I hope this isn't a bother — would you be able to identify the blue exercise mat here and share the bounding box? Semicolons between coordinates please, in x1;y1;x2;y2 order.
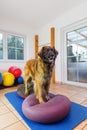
5;91;87;130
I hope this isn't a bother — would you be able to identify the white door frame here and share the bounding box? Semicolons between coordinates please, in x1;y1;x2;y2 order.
61;18;87;87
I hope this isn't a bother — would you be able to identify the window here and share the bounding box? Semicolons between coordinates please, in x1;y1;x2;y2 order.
0;33;3;59
0;31;25;61
7;34;24;60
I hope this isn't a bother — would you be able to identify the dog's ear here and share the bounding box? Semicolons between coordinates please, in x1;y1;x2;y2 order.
53;46;58;57
38;46;45;58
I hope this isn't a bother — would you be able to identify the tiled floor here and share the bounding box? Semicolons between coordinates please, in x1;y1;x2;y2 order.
0;83;87;130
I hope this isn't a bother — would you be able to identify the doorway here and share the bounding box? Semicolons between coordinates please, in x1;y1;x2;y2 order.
67;26;87;83
62;20;87;87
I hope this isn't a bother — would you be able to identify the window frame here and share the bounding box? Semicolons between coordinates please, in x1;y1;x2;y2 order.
61;18;87;87
0;31;6;61
0;30;26;62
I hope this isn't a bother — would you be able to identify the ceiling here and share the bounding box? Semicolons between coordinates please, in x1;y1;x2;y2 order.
0;0;86;29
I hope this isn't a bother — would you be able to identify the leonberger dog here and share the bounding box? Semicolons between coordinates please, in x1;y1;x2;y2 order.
24;46;58;103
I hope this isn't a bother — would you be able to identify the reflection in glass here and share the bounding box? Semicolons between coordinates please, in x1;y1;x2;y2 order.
8;48;16;59
0;33;3;59
8;35;15;47
67;26;87;83
7;34;24;60
17;49;24;60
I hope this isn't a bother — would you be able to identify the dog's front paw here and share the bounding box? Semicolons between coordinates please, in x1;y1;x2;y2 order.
46;95;50;100
39;98;45;104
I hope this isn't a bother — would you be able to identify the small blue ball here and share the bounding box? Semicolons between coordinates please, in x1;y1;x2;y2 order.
0;73;2;84
17;76;23;84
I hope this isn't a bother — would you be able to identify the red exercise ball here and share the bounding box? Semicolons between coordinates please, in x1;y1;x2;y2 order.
8;66;22;78
8;66;16;73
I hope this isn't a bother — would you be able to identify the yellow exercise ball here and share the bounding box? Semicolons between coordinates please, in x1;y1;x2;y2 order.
2;72;15;86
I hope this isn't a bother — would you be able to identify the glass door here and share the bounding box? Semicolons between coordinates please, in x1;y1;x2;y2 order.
66;26;87;83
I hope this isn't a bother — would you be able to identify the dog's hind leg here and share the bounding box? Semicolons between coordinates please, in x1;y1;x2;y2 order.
24;67;30;95
24;76;29;95
34;82;38;99
24;75;33;95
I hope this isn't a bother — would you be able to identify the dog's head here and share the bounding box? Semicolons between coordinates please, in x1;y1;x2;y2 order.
38;46;58;67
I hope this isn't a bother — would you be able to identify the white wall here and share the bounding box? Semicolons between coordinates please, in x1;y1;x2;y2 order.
37;1;87;82
0;18;36;74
